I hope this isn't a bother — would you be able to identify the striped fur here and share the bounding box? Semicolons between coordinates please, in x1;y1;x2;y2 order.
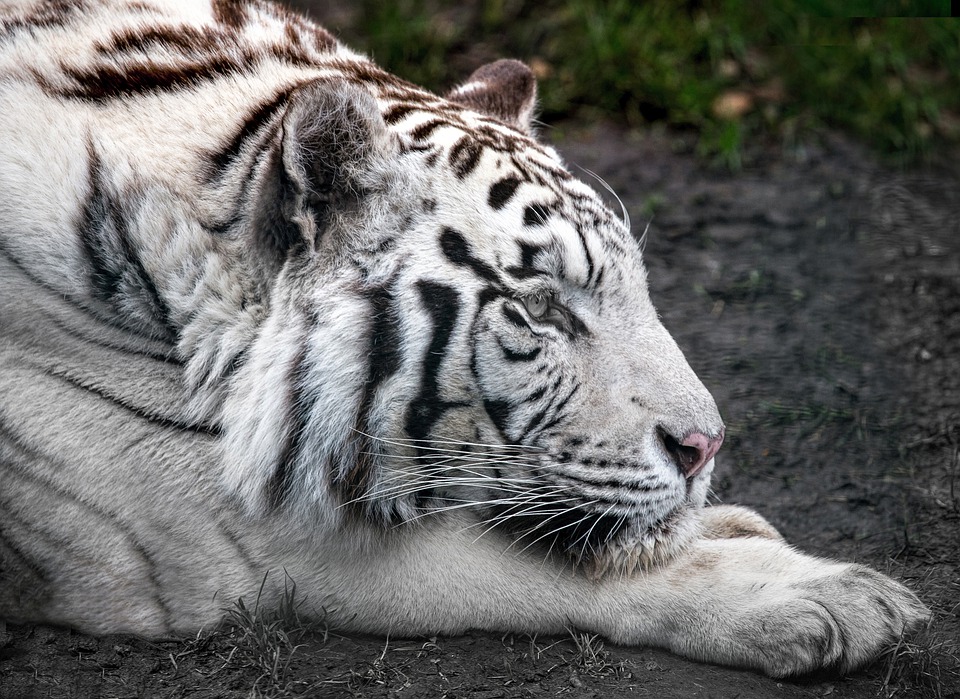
0;0;928;677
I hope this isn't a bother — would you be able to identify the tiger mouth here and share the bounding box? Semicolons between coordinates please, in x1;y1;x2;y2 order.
485;500;699;577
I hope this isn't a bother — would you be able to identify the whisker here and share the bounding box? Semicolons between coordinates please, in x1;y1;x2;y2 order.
508;500;603;559
464;492;582;540
572;502;619;564
577;165;630;233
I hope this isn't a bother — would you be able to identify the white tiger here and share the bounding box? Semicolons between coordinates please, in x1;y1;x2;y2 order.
0;0;928;678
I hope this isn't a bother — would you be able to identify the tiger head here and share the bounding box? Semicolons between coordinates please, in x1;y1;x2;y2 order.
215;60;724;575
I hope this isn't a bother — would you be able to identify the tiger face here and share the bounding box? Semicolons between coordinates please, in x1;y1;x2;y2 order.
218;63;724;575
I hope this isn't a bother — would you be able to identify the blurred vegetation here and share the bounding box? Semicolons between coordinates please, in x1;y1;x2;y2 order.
309;0;958;166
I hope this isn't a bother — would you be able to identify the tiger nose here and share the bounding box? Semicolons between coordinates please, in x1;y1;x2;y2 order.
661;428;724;478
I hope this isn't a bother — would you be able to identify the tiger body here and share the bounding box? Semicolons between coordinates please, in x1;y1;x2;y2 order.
0;0;927;678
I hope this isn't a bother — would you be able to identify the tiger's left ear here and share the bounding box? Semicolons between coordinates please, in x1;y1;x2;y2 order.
446;59;538;135
253;79;391;258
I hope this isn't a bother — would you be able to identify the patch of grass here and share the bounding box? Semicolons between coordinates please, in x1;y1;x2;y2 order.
330;0;959;165
219;573;318;697
568;631;630;679
879;621;960;698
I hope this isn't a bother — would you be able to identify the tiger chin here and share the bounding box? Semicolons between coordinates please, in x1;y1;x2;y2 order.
0;0;928;681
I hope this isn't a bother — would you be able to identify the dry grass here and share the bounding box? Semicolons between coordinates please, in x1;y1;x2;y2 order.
878;621;960;698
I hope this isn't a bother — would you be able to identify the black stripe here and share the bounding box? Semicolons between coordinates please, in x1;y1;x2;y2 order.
0;0;81;39
552;383;580;415
208;88;292;177
405;281;466;443
523;204;550;226
101;26;225;57
269;343;312;506
449;136;483;179
488;500;628;559
521;405;549;439
500;343;541;362
60;58;247;101
488;176;522;210
336;283;404;506
502;303;531;330
50;315;181;367
555;472;661;494
46;367;220;437
79;156;124;302
483;398;513;437
505;241;548;280
440;228;500;285
409;119;447;141
212;0;250;27
383;103;418;124
0;517;49;585
364;284;403;391
576;225;596;285
79;148;176;339
0;236;172;345
535;383;580;434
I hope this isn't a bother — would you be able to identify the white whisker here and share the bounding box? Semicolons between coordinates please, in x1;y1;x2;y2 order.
578;166;630;233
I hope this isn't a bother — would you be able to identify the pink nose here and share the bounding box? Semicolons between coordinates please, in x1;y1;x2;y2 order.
663;429;724;479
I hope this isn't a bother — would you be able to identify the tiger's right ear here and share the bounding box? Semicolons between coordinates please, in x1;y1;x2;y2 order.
252;79;390;259
446;59;538;134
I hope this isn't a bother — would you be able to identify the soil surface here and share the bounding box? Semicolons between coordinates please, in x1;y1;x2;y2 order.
1;124;958;698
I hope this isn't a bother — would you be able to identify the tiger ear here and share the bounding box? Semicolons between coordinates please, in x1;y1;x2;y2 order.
446;59;538;134
253;80;390;257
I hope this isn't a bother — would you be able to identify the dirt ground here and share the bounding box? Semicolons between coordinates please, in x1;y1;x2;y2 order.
1;123;958;698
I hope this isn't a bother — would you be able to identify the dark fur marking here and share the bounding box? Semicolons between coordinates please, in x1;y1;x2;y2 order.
505;241;548;279
410;119;447;141
208;87;292;177
79;149;176;340
448;136;483;179
405;281;468;444
502;304;531;330
521;405;549;440
488;176;522;210
440;228;500;285
45;367;221;437
0;0;84;38
49;315;181;367
340;283;404;504
488;498;628;560
212;0;248;28
575;225;596;284
523;203;550;227
268;343;312;507
555;472;660;494
0;518;49;584
483;399;513;437
102;25;228;57
500;343;541;362
59;58;248;101
383;103;418;124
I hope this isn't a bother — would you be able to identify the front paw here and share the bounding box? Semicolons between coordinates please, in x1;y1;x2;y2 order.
723;559;930;677
655;539;930;677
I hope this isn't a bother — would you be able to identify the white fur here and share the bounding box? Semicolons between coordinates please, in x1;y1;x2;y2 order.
0;0;928;679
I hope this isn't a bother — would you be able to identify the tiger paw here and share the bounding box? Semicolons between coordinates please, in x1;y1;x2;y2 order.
660;540;932;677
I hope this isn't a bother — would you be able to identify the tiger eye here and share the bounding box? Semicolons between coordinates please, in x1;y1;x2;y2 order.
523;293;549;318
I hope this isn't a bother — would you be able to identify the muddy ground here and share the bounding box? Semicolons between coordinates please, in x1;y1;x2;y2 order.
1;121;958;698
